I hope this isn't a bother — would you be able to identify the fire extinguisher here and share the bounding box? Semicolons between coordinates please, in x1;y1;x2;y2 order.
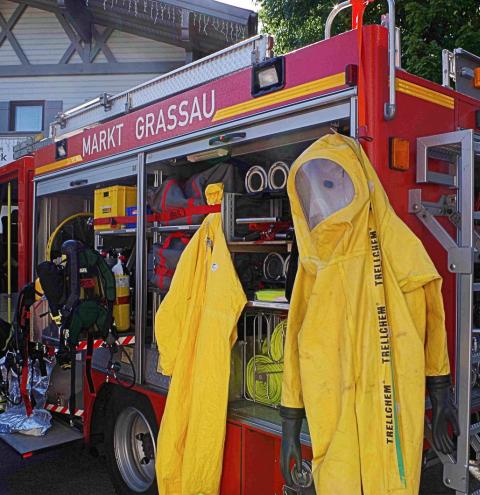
112;254;130;332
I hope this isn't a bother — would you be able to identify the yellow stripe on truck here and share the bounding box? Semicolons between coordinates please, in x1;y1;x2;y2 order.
212;72;346;122
35;154;83;176
396;79;455;110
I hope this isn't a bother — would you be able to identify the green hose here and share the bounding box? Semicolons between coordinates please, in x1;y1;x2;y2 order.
246;354;283;406
261;319;287;362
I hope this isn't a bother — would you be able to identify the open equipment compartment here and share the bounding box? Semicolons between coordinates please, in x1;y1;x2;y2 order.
32;156;138;420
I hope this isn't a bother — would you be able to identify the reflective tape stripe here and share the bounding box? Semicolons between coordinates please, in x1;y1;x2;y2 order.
75;335;135;351
396;79;455;110
213;72;346;122
45;403;84;417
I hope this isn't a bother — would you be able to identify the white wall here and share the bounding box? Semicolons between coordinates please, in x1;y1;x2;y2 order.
0;0;186;110
12;6;71;64
0;73;164;109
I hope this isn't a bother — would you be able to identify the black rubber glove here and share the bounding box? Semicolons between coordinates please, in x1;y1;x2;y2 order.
427;374;459;454
280;406;305;486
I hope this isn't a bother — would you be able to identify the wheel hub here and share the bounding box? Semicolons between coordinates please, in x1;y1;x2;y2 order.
113;406;156;492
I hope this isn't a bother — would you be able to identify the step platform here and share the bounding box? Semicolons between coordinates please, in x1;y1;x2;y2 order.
0;418;83;456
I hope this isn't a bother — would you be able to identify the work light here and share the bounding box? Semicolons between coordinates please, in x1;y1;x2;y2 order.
251;56;285;98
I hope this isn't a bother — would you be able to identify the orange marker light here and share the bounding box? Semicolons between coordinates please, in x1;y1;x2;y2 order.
474;68;480;89
390;137;410;171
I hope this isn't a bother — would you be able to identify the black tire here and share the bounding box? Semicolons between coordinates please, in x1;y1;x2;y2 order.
105;388;159;495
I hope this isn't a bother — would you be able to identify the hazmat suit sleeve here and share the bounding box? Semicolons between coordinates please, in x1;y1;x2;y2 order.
422;279;450;376
382;211;450;377
155;237;200;376
281;264;315;409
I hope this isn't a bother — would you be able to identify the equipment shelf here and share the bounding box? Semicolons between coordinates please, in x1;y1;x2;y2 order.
228;240;291;253
152;224;201;233
95;228;138;236
246;300;289;311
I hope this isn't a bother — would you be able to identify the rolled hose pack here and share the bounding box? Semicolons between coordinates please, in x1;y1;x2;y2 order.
268;161;290;190
246;354;283;406
263;252;286;281
245;165;268;193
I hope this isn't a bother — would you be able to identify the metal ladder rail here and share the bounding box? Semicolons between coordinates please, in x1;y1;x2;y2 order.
412;130;476;494
50;34;270;139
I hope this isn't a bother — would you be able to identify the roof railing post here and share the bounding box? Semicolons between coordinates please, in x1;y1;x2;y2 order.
324;0;397;121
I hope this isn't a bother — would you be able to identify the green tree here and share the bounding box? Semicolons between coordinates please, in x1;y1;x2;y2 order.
258;0;480;83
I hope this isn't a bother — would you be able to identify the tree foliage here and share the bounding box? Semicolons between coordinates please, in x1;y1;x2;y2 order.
258;0;480;83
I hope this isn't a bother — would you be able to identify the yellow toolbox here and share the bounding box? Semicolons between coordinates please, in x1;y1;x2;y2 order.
94;185;137;230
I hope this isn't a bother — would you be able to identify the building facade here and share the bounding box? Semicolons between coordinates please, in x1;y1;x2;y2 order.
0;0;257;164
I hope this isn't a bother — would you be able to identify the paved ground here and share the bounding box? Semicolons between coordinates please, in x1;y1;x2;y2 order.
0;436;465;495
0;439;115;495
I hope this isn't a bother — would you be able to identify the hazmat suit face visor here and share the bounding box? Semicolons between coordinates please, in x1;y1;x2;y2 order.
295;158;355;229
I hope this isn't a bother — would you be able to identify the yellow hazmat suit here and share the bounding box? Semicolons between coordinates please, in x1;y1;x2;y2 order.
282;134;450;494
155;183;246;495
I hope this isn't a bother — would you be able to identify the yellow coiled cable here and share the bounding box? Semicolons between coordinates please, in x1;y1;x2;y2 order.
247;320;287;406
246;354;283;406
261;319;287;362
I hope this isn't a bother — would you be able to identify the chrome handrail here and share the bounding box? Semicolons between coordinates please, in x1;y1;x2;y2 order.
384;0;397;120
324;1;351;40
324;0;397;121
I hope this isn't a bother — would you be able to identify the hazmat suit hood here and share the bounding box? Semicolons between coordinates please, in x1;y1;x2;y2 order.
282;133;450;494
289;133;391;268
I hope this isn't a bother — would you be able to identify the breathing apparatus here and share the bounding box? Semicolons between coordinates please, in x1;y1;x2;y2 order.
0;283;45;411
38;240;117;423
38;240;136;422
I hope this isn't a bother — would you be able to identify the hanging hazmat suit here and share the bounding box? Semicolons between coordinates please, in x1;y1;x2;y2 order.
281;133;451;494
155;183;247;495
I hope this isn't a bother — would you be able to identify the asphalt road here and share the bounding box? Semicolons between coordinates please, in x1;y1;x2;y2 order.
0;436;462;495
0;439;115;495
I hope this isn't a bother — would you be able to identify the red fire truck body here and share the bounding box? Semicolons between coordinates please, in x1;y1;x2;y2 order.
2;17;480;495
0;156;34;314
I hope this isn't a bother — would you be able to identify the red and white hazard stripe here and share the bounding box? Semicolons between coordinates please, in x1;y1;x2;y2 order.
117;335;135;346
45;403;84;417
76;335;135;351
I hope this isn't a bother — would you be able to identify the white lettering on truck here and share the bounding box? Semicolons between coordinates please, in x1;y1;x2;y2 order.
83;123;124;157
83;90;215;157
135;90;215;140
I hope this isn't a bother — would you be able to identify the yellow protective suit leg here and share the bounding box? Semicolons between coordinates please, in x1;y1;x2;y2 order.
155;183;246;495
282;134;450;494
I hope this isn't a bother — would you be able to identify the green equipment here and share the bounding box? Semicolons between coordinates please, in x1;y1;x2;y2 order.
37;239;116;424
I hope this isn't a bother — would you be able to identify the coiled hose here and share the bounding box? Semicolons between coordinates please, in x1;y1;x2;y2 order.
247;319;287;406
246;355;283;406
262;319;287;361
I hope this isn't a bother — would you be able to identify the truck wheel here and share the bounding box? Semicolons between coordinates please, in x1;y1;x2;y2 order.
105;393;158;494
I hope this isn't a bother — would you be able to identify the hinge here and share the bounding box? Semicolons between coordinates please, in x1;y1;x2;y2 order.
125;93;132;113
442;49;456;88
100;92;112;111
409;189;473;274
56;112;67;129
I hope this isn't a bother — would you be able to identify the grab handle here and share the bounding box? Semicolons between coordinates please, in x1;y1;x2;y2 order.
324;0;397;121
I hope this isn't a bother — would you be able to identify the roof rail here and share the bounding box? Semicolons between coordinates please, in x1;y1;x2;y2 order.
51;34;271;139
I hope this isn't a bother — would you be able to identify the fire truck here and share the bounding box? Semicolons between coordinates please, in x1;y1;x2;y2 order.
2;1;480;494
